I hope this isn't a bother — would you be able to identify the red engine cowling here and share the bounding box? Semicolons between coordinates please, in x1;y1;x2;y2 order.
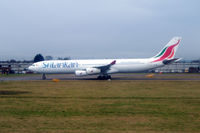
75;70;87;76
86;68;101;75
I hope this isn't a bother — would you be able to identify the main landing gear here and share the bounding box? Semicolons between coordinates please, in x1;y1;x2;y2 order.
42;74;46;80
97;75;111;80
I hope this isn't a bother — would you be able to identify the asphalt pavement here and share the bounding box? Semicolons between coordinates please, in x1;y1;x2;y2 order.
1;73;200;81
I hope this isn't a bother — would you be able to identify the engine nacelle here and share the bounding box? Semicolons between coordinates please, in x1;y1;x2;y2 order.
75;70;87;76
86;68;101;75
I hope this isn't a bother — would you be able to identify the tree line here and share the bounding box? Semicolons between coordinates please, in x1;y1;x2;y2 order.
0;54;71;63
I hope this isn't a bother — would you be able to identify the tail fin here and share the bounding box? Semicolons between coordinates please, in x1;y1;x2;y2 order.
152;37;181;62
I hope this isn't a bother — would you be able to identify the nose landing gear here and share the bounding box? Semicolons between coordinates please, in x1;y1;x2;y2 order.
42;74;46;80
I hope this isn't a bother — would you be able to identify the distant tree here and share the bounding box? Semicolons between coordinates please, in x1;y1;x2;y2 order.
22;60;33;63
45;56;53;60
34;54;44;62
192;60;199;63
10;59;16;63
57;57;63;60
64;57;71;60
56;57;71;60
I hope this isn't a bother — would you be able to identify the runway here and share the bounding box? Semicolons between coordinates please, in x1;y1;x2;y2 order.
1;73;200;81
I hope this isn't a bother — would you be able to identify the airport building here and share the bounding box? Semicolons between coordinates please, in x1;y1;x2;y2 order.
154;62;200;73
0;62;32;74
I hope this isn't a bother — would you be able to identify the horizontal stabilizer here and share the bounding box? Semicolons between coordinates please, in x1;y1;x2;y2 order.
162;58;181;65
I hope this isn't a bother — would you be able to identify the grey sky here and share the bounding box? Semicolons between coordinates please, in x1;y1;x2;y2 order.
0;0;199;60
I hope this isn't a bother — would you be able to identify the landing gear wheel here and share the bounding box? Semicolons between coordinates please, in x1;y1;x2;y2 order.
108;75;111;80
97;75;111;80
97;75;103;80
97;76;101;80
42;74;46;80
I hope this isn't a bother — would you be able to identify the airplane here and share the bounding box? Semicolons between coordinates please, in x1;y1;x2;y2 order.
28;37;181;80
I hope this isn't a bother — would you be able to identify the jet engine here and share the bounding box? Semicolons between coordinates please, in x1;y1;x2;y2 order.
86;68;101;75
75;70;87;76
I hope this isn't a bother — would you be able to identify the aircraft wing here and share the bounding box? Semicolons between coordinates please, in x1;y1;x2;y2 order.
95;60;116;74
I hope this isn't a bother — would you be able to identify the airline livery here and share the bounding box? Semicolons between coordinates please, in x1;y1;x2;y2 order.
28;37;181;79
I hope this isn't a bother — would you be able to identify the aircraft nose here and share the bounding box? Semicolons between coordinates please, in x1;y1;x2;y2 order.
28;66;34;71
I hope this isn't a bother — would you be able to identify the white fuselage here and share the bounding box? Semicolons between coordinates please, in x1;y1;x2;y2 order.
28;58;164;75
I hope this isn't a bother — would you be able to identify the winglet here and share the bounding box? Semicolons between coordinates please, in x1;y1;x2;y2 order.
110;60;116;65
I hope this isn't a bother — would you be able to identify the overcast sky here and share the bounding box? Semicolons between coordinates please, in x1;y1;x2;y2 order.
0;0;199;60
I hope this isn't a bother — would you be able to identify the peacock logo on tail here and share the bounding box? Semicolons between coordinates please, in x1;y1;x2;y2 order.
152;38;181;62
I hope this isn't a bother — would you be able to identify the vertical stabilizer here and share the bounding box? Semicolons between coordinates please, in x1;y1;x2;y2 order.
152;37;181;62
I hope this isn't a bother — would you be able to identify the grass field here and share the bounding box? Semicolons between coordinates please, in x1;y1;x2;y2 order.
0;80;200;133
